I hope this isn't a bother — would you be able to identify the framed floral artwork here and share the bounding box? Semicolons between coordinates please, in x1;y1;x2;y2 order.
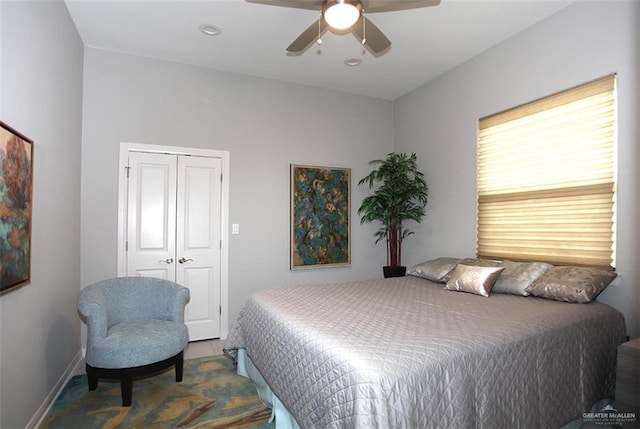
290;164;350;269
0;122;34;294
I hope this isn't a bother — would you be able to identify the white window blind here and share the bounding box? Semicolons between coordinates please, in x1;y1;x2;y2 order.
477;74;617;268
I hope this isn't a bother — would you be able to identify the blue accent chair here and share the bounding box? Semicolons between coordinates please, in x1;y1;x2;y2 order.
78;277;190;406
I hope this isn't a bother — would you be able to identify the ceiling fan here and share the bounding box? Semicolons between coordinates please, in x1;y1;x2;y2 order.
246;0;441;56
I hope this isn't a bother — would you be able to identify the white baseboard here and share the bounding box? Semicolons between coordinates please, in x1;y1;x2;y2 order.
26;350;84;429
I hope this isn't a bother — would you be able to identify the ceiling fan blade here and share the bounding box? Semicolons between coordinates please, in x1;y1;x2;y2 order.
245;0;323;11
352;16;391;55
362;0;441;13
287;18;328;53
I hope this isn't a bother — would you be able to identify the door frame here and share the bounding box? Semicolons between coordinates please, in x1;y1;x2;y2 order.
117;142;230;338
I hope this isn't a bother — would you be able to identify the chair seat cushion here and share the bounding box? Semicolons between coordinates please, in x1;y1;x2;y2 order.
90;320;189;369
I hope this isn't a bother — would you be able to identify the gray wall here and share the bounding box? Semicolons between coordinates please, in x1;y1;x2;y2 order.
80;49;394;325
394;0;640;338
0;1;83;427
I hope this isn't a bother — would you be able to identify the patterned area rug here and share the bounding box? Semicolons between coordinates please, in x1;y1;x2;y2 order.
40;354;273;428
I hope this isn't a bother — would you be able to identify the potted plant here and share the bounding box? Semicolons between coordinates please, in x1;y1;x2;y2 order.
357;152;428;278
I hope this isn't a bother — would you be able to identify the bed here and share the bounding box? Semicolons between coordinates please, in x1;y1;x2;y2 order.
224;273;626;428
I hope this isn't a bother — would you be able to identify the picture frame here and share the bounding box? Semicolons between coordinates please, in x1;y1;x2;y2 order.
291;164;351;269
0;122;34;294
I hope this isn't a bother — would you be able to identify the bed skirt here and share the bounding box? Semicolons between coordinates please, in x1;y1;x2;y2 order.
236;348;301;429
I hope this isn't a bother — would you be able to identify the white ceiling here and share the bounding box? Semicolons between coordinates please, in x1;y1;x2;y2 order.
64;0;575;101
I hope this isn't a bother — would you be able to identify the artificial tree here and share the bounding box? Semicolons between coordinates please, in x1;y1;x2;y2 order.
357;152;428;277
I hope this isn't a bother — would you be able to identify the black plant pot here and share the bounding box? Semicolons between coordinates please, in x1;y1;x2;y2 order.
383;266;406;278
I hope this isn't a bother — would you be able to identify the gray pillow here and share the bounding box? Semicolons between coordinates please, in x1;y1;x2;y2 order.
492;260;554;296
525;266;617;303
444;264;505;297
458;257;502;267
407;257;461;283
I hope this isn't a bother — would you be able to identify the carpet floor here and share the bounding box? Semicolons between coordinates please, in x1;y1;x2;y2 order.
40;355;273;429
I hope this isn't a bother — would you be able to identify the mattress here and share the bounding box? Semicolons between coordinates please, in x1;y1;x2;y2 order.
224;276;626;428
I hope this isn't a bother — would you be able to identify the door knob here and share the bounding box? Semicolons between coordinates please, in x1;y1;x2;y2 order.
178;257;193;264
160;258;174;264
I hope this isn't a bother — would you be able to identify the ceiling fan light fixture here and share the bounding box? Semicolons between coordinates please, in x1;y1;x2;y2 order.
323;0;362;30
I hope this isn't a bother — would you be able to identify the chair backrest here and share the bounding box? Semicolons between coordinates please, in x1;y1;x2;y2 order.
79;277;189;327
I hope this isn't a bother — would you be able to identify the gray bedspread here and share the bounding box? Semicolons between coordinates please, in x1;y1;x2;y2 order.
224;276;626;428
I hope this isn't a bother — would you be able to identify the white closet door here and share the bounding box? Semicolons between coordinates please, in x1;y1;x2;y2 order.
176;155;222;340
126;152;177;280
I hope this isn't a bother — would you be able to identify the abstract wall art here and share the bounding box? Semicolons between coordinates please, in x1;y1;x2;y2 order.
0;122;33;294
290;164;350;269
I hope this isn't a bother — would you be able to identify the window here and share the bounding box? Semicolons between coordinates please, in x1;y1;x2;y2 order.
477;75;617;268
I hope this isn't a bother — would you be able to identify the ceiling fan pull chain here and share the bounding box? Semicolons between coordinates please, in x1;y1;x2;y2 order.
361;11;366;45
317;11;323;45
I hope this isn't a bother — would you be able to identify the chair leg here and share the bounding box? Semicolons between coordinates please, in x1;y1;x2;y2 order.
86;352;184;406
175;351;184;382
120;378;133;407
88;375;98;391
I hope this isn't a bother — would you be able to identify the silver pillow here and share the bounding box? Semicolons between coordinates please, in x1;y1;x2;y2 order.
492;260;554;296
444;264;505;297
525;266;617;303
407;257;461;283
458;257;502;267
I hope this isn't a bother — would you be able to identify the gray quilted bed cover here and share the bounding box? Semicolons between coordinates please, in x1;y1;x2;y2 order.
224;276;626;428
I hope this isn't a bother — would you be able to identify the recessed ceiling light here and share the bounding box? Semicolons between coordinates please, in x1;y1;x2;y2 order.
199;24;222;36
344;58;362;67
